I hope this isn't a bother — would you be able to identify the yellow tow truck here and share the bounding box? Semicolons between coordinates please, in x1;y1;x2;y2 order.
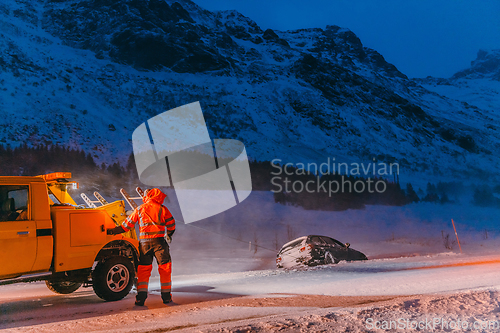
0;172;140;301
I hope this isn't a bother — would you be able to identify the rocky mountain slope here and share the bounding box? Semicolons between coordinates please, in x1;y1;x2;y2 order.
417;49;500;129
0;0;498;183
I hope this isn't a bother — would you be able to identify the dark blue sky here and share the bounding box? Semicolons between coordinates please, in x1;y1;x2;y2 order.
194;0;500;78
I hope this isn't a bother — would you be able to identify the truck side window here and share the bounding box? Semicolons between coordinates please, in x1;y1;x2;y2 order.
0;185;29;221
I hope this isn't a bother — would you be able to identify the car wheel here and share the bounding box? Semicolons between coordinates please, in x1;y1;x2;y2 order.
46;280;82;294
324;251;338;265
92;256;135;301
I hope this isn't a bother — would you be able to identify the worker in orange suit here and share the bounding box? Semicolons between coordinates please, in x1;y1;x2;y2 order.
107;188;175;306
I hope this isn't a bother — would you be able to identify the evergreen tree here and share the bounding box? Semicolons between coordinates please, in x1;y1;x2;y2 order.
406;183;419;203
423;182;439;202
473;187;497;207
440;193;450;204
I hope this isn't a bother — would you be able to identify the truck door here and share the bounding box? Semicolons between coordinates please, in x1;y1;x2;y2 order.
0;185;37;277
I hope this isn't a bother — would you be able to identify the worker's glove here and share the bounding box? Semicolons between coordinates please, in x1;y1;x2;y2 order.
107;226;125;235
166;230;174;244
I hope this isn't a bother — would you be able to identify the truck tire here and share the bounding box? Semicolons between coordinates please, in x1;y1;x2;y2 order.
46;280;82;294
92;256;135;301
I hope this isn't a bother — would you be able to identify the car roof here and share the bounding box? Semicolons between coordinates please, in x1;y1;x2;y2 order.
280;235;345;250
308;235;338;240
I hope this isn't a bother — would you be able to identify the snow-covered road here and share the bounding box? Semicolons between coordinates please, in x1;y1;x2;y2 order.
2;253;500;332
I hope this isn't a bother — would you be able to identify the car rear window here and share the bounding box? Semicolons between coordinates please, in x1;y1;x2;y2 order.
279;239;304;254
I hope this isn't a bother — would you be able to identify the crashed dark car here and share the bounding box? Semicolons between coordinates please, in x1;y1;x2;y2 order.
276;235;367;268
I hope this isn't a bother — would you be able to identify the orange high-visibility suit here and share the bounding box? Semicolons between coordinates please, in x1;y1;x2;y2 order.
119;188;175;305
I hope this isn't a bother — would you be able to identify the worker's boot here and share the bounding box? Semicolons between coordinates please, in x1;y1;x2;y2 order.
161;292;172;304
135;292;147;306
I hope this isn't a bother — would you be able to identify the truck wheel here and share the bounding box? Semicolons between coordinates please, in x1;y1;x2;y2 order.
92;256;135;301
46;280;82;294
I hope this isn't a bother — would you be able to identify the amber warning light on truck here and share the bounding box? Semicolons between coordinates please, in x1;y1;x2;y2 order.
40;172;72;181
40;172;79;189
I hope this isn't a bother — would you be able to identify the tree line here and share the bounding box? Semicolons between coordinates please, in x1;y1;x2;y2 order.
0;145;496;209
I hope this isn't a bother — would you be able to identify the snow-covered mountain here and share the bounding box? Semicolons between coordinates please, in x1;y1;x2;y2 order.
417;49;500;128
0;0;498;183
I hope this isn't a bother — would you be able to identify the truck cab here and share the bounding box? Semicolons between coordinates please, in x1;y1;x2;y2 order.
0;172;140;301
